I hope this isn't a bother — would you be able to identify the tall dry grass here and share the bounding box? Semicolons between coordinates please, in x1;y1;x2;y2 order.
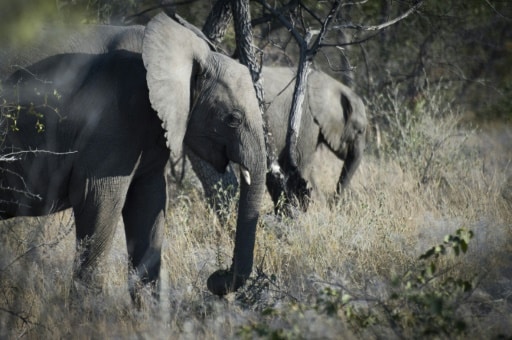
1;87;511;339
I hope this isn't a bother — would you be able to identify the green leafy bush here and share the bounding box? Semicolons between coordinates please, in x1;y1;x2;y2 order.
236;228;476;339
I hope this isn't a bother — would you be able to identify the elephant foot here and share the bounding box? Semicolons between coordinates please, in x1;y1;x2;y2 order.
207;269;247;296
128;272;160;309
68;275;103;309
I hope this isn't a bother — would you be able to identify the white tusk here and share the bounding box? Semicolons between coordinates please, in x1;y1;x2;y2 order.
240;166;251;186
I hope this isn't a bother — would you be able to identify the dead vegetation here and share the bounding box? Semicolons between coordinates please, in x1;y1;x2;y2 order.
1;91;511;339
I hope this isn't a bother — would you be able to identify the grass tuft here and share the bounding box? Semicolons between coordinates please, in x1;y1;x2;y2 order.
1;87;511;338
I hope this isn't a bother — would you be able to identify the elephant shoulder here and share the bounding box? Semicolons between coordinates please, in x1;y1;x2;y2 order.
261;67;296;101
94;50;149;109
104;26;144;53
61;25;145;54
5;53;99;95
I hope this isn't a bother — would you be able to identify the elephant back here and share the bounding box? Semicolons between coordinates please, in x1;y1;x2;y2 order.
261;67;296;149
0;24;144;80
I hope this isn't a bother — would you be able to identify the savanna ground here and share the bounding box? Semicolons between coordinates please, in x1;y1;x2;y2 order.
1;89;511;339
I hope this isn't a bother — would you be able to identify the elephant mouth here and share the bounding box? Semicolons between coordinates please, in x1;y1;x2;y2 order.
225;147;252;185
185;137;252;186
214;155;230;173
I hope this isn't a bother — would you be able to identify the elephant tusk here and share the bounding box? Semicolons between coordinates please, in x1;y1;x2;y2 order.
240;166;251;186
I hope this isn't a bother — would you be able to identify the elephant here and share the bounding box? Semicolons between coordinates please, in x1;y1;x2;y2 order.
188;66;367;213
0;13;266;298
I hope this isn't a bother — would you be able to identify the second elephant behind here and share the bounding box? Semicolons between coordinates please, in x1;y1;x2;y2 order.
188;66;367;212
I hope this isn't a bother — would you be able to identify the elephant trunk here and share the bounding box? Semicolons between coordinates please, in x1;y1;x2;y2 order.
207;154;265;296
337;136;365;194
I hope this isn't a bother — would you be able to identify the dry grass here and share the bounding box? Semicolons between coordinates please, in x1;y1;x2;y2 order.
1;104;512;338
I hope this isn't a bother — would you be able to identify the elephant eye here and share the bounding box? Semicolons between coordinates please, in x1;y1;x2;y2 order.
200;71;210;80
196;67;210;83
226;110;243;128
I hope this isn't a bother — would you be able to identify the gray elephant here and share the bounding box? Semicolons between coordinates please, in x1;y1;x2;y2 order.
190;66;367;213
0;13;266;298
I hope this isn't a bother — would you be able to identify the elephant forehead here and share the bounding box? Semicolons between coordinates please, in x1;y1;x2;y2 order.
220;66;254;89
209;53;254;89
215;73;258;108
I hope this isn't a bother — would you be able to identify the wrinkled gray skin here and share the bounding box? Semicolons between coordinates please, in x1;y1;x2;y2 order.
190;66;367;212
0;14;266;298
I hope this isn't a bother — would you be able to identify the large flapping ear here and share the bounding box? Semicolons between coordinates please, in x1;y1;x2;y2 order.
169;13;217;51
307;73;347;151
142;13;210;161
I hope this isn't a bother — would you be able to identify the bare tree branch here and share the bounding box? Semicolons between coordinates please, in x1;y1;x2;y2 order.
231;0;264;107
332;0;424;31
482;0;512;20
203;0;232;45
255;0;343;210
0;149;77;162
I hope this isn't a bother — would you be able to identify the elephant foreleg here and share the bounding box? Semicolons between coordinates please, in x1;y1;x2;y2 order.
71;176;131;288
122;167;167;299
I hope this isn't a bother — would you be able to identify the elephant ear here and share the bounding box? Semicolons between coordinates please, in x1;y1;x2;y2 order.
308;74;349;151
142;13;210;161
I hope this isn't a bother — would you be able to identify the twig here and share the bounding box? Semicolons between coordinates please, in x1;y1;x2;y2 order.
332;1;424;31
420;132;466;185
0;149;77;162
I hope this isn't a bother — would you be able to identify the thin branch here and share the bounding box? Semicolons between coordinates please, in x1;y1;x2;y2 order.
253;0;305;48
332;0;424;31
0;307;33;327
0;215;74;273
0;149;77;162
482;0;512;20
420;132;467;185
125;0;199;21
308;0;342;54
299;1;323;25
318;30;382;47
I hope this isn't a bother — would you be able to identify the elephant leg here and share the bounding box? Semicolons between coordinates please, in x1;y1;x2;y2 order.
122;167;167;299
71;176;131;288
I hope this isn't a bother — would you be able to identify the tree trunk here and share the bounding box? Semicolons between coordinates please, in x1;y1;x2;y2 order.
230;0;264;108
282;42;312;211
200;0;289;214
230;0;292;213
203;1;278;168
203;0;232;45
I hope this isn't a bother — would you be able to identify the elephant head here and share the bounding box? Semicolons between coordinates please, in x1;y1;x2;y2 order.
187;66;367;217
142;14;266;295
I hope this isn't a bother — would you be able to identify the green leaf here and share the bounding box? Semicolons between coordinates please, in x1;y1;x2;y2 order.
262;307;276;316
460;239;468;253
435;245;445;255
419;247;435;260
427;262;436;277
460;280;472;292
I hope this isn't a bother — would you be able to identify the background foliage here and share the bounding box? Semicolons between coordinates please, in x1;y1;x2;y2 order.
1;0;511;338
2;0;510;122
